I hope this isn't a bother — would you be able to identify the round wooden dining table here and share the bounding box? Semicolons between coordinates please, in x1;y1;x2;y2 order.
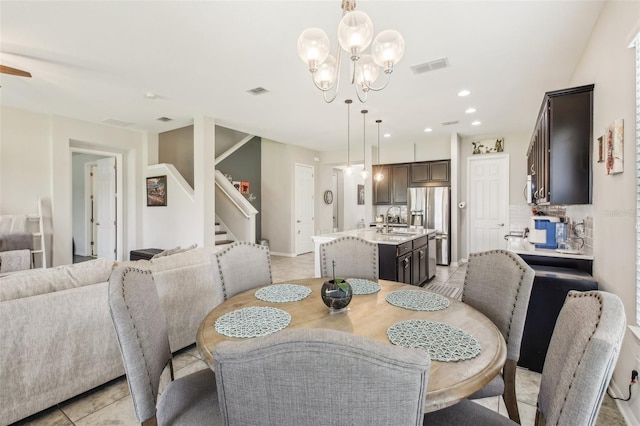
197;278;506;413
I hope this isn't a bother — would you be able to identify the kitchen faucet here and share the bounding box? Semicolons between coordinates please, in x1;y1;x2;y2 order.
384;205;402;234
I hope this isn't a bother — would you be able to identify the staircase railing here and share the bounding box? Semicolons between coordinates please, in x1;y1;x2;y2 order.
214;170;257;243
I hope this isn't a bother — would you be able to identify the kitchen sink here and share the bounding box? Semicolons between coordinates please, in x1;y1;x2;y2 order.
381;231;418;237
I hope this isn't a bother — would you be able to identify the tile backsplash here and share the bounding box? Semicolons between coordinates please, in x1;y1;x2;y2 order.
509;204;593;253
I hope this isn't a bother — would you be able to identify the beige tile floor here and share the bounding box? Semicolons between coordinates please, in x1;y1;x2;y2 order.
13;254;627;425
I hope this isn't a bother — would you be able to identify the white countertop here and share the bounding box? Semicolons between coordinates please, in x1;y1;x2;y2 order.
508;240;594;260
312;228;437;246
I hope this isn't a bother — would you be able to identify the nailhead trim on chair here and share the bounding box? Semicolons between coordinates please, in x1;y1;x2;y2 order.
555;291;603;422
117;266;160;411
319;236;378;279
463;249;528;346
214;242;273;301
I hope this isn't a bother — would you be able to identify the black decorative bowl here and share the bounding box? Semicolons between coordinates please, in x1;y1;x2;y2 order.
320;279;353;313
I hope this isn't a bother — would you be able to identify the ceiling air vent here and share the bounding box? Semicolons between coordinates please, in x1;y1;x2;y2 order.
157;117;172;122
410;58;449;75
101;118;133;127
441;120;459;126
247;87;269;95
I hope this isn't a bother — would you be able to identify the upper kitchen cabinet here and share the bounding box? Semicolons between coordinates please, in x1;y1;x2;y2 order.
527;84;593;205
373;164;408;205
391;165;409;204
373;165;391;204
410;160;450;186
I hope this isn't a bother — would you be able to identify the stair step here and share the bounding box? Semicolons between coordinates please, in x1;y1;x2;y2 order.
215;231;226;235
215;239;235;246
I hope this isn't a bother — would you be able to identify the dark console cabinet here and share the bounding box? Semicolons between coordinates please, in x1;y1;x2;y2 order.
130;248;163;261
527;84;593;205
518;255;597;373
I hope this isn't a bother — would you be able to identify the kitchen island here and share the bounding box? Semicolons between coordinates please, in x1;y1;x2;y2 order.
312;228;437;286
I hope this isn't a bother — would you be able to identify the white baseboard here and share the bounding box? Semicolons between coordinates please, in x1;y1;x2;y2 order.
270;251;297;257
608;379;639;425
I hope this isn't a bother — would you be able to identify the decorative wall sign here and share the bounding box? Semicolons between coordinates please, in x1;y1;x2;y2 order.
472;138;504;155
146;175;167;206
597;136;604;163
605;119;624;175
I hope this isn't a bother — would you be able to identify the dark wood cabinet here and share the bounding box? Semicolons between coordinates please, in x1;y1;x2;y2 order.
411;236;429;286
374;160;450;205
379;236;431;286
391;165;409;204
411;161;450;186
527;84;593;205
373;165;391;204
397;253;412;284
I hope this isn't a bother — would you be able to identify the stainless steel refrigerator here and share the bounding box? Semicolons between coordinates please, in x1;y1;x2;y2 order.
407;187;451;265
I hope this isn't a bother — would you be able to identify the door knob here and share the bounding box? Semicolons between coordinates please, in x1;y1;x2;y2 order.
296;220;301;223
498;223;504;227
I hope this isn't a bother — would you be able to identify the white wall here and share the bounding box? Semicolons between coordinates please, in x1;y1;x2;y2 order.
569;1;640;422
0;107;51;215
261;139;319;256
342;165;367;230
1;106;147;266
144;164;201;249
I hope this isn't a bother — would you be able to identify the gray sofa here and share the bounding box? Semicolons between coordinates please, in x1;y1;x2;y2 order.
0;247;220;425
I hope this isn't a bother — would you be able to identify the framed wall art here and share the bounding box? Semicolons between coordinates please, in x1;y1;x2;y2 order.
146;175;167;206
605;119;624;175
471;138;504;154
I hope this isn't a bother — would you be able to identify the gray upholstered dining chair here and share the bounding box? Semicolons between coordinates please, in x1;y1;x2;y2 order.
319;236;378;280
214;328;430;426
424;290;626;426
108;266;220;425
462;249;535;423
211;241;272;304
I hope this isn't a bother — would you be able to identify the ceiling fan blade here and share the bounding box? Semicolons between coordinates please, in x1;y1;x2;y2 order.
0;65;32;77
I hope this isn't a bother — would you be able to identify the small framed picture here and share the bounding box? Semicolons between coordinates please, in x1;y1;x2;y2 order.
146;176;167;206
357;184;364;205
233;181;241;191
240;181;250;194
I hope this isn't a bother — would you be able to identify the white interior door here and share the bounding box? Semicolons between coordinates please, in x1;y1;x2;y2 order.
295;163;315;255
467;154;509;254
96;157;117;260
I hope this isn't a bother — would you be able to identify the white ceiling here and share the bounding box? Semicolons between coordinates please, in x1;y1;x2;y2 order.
0;1;604;152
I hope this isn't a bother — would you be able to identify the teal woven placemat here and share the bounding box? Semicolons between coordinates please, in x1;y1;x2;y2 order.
387;319;481;362
346;278;381;295
215;306;291;338
254;284;312;303
385;289;450;311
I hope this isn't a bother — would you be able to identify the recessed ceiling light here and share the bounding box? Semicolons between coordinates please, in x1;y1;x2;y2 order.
458;90;471;97
471;120;481;126
424;128;433;132
145;92;157;100
383;133;391;138
465;107;476;114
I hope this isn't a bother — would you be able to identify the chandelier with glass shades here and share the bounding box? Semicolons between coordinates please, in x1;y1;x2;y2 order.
297;0;405;103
